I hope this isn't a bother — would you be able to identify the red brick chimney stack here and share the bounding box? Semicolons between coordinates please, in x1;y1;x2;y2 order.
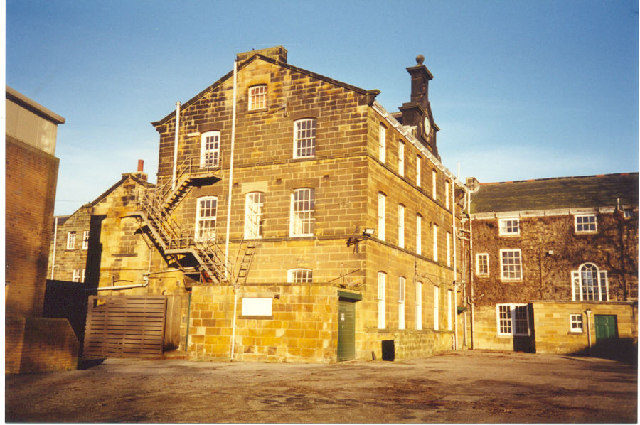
137;159;144;172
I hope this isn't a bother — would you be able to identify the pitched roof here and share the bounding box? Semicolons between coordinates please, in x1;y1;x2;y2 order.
471;173;639;213
151;54;378;127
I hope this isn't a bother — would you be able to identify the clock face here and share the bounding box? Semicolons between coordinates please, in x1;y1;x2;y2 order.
424;116;431;134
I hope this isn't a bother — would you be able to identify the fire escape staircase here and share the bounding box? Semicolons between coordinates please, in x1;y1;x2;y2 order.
132;156;230;283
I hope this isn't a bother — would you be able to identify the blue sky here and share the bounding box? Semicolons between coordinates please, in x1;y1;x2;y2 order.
7;1;638;215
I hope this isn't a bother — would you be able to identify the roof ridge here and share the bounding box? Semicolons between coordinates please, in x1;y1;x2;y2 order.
479;172;639;185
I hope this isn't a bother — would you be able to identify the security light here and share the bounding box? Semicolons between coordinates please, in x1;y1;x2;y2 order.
363;228;375;237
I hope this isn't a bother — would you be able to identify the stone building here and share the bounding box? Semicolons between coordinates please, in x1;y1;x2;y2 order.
82;45;468;362
6;86;78;373
467;173;638;355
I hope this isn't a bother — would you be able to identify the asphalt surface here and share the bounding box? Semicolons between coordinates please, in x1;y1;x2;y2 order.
5;351;637;423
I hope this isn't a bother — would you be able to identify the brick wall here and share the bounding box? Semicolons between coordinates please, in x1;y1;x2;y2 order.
6;136;59;317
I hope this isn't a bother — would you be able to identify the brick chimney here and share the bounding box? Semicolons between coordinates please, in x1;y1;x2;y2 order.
137;159;144;172
236;46;288;63
399;55;438;158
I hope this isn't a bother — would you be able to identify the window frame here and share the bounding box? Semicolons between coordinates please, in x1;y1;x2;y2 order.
290;188;315;237
416;155;422;187
244;192;265;240
248;84;267;110
416;282;423;330
195;196;218;242
72;269;81;282
496;303;530;336
287;269;312;283
82;230;89;250
292;118;316;159
574;214;597;234
200;130;221;168
447;290;453;331
500;249;523;281
446;232;451;267
433;286;440;331
379;124;386;163
498;218;520;236
432;170;437;200
416;214;422;255
398;276;405;330
377;192;386;241
571;263;609;302
569;313;583;333
398;141;405;177
476;253;489;276
66;231;76;250
433;224;438;263
377;271;386;329
445;180;450;210
398;204;405;249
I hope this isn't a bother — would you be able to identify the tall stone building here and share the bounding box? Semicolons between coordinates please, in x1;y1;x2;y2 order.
78;46;468;362
6;86;78;373
467;173;638;355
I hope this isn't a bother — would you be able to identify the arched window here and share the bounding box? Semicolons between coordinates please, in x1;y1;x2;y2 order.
572;263;608;301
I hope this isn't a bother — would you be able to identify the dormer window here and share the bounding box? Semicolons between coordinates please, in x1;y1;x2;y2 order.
248;85;267;110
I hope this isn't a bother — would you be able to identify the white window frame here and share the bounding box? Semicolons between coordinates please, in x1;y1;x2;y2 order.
433;286;440;331
416;282;423;330
416;214;422;255
476;253;489;276
445;181;450;210
574;214;597;233
377;192;386;241
500;249;522;281
82;230;89;250
398;204;405;249
416;155;421;187
66;231;76;250
496;303;529;336
379;124;386;163
432;170;437;200
195;196;218;241
570;313;583;333
446;232;451;267
200;131;220;168
498;218;520;236
244;192;264;240
398;276;405;330
287;269;312;283
398;141;405;177
433;224;438;263
447;290;453;331
289;188;314;237
293;118;316;159
248;85;267;110
72;269;81;282
377;272;386;329
571;263;609;301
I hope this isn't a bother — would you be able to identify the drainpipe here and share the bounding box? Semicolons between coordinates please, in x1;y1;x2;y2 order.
172;101;181;190
586;308;592;351
468;190;475;349
227;58;238;361
50;216;59;279
452;179;458;350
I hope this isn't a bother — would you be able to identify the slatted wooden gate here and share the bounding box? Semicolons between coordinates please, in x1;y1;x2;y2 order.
83;296;167;358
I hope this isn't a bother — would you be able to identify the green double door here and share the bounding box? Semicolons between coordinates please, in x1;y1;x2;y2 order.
337;299;356;361
594;315;618;341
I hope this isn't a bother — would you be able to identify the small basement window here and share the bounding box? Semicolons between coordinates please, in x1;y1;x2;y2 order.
241;297;272;317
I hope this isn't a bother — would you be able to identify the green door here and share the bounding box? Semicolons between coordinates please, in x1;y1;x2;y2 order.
337;299;356;361
594;315;618;341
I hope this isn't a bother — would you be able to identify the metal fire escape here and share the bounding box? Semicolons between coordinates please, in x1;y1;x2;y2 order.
133;156;230;284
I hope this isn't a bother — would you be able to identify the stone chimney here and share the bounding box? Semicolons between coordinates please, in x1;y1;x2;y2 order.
236;46;288;63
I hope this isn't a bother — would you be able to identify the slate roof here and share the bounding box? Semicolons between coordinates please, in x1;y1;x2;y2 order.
471;173;639;213
151;53;379;127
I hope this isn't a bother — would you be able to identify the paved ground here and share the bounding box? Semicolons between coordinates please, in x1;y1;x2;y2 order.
5;351;637;423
